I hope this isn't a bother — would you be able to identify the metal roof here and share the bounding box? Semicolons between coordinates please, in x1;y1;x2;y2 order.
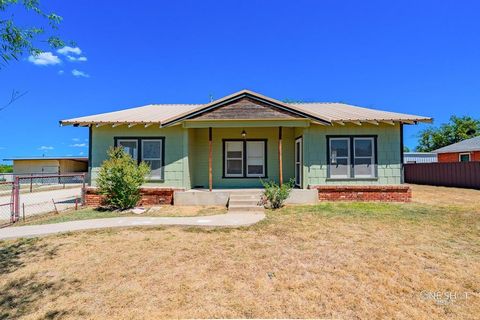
433;136;480;153
60;89;432;127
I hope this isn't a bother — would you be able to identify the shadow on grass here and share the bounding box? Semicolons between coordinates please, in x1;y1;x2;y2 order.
0;239;82;319
0;274;82;319
0;239;59;275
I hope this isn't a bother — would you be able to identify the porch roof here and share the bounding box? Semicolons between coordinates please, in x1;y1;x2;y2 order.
60;89;432;127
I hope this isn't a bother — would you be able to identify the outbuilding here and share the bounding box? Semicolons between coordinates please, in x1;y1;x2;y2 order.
433;136;480;162
4;157;88;175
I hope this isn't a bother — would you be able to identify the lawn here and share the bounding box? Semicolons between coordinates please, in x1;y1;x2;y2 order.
0;184;479;319
15;205;227;226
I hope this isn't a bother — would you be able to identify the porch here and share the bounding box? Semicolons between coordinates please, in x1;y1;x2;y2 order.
186;122;306;190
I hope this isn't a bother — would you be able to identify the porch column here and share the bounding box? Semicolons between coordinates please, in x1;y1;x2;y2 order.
208;127;213;191
278;126;283;186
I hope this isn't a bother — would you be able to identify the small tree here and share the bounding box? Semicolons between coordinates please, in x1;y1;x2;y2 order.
97;147;150;210
261;179;294;209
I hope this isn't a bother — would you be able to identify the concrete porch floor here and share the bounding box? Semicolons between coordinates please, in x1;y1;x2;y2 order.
174;188;318;206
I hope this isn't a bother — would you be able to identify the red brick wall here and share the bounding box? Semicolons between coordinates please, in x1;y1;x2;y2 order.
438;151;480;162
84;187;182;207
310;185;412;202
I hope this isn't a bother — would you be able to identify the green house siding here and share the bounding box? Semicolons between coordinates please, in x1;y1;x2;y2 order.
303;123;402;186
90;125;189;188
89;122;402;189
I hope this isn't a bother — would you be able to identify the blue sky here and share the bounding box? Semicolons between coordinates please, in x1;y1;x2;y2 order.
1;0;480;163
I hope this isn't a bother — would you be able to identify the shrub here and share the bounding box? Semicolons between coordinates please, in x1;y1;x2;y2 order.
261;178;294;209
97;147;150;210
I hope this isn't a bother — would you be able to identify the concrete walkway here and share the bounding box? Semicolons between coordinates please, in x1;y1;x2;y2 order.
0;213;266;240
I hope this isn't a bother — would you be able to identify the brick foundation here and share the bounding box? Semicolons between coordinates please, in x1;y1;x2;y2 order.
310;185;412;202
83;187;182;207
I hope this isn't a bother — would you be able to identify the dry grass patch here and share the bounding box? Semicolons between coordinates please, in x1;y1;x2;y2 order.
0;186;479;319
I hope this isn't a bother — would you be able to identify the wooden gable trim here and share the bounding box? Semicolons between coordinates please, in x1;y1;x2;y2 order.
161;92;331;127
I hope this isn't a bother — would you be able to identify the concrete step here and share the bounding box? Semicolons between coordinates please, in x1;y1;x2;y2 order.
229;194;260;200
228;191;263;197
229;199;260;206
228;205;264;213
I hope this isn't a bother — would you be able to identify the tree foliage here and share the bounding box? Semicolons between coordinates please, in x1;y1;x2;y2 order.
417;116;480;152
0;0;68;66
97;147;150;210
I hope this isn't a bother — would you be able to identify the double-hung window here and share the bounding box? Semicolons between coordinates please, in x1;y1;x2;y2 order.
224;140;266;178
329;138;350;178
116;137;164;180
328;136;376;179
142;140;163;179
225;141;244;177
353;137;375;178
117;139;138;161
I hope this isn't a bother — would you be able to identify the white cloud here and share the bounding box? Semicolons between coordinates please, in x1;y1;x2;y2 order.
38;146;54;150
72;69;90;78
58;70;64;75
72;138;80;141
70;143;87;147
79;151;85;156
57;46;82;55
28;52;61;66
67;56;87;62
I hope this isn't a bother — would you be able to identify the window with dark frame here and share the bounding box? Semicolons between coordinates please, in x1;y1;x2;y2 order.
328;136;377;179
115;137;164;180
224;140;267;178
459;153;471;162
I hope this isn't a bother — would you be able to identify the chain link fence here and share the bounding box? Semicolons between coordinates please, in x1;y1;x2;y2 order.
0;173;86;226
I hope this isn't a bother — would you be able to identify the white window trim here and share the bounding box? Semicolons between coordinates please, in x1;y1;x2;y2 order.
353;137;375;178
224;141;244;177
246;141;265;178
117;139;138;160
329;137;350;179
459;152;471;162
141;139;163;179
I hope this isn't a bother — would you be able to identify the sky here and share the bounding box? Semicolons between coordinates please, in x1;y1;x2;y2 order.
1;0;480;163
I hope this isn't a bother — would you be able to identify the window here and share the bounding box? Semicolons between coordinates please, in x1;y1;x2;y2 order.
328;136;377;179
117;139;138;160
329;138;350;178
246;141;265;177
353;137;375;178
224;140;266;178
225;141;243;177
115;137;164;180
142;140;163;179
459;153;471;162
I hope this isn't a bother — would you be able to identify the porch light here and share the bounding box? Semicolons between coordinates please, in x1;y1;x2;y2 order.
241;130;247;138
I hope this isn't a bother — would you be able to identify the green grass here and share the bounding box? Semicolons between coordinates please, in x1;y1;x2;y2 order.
16;205;227;226
269;201;477;226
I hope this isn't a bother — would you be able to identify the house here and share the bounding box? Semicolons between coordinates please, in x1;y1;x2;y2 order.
60;90;431;204
433;136;480;162
3;157;88;176
403;152;437;164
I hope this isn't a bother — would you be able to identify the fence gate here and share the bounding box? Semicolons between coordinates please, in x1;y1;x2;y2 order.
0;173;86;226
0;181;15;225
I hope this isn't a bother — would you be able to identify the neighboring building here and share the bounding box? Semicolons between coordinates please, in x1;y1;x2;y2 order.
3;157;88;175
403;152;437;164
60;90;431;202
433;136;480;162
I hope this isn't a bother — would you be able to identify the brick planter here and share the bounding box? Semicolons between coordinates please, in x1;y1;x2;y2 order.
83;187;183;207
309;185;412;202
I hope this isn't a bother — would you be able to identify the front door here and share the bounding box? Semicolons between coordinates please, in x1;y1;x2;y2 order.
295;137;302;187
